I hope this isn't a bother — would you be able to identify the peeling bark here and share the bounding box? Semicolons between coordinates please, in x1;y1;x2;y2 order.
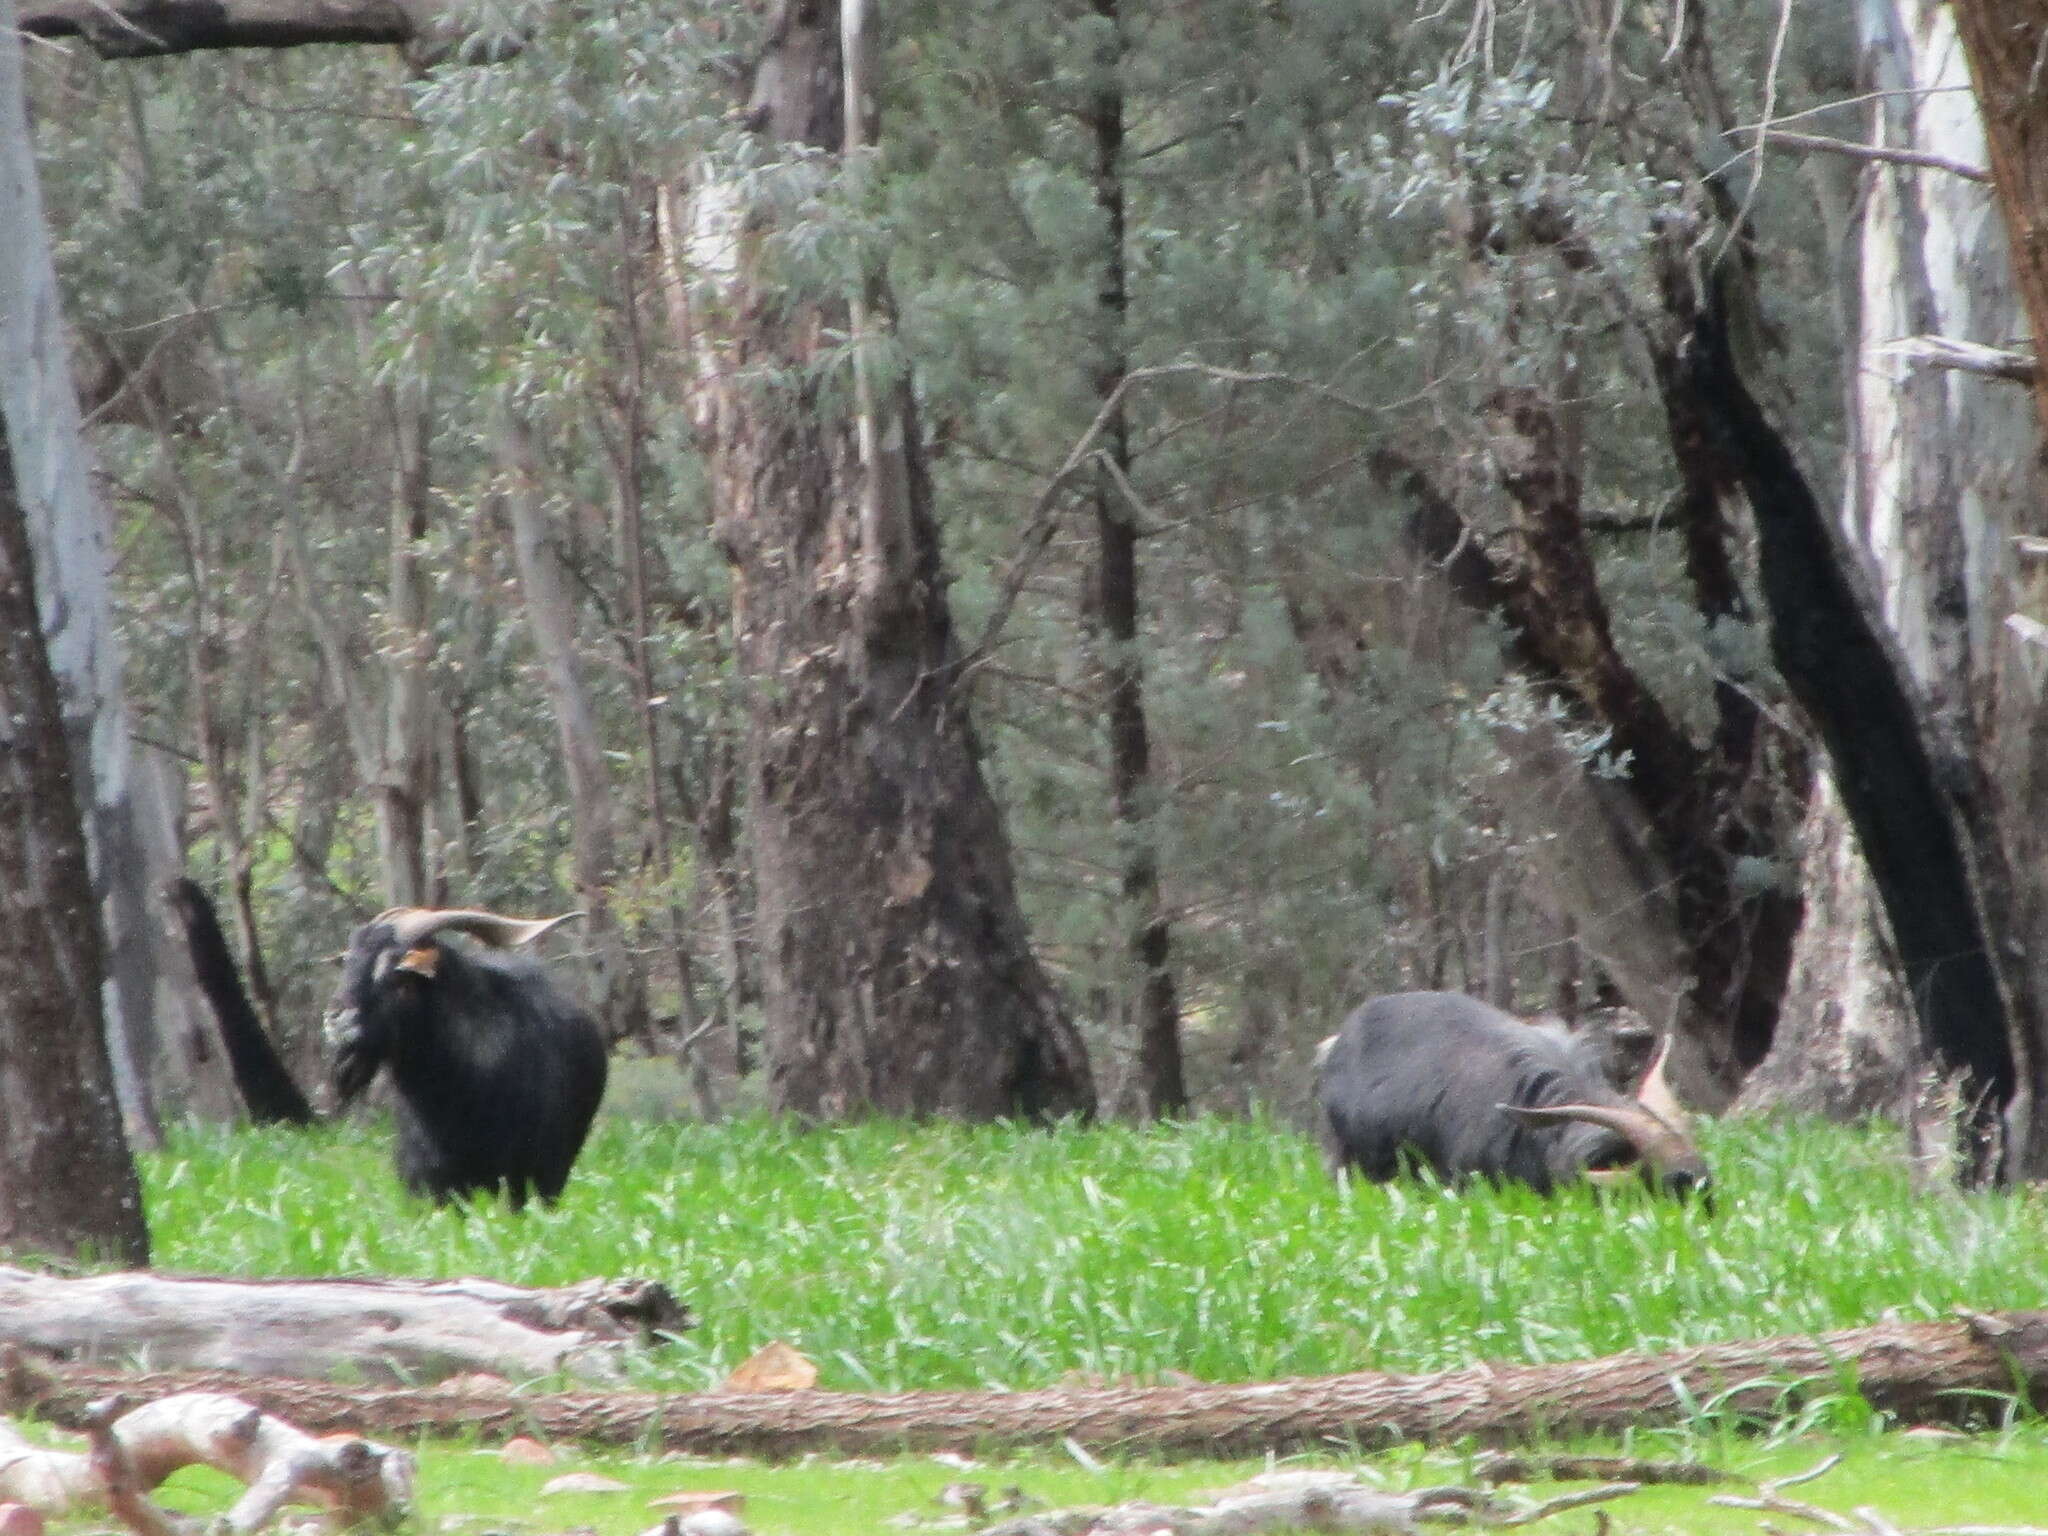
1740;0;2048;1175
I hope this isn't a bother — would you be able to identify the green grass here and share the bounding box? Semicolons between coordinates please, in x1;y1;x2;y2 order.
36;1109;2048;1533
143;1110;2048;1394
124;1420;2048;1535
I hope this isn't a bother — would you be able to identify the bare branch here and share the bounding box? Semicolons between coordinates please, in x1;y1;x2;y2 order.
1726;127;1991;182
1876;335;2037;384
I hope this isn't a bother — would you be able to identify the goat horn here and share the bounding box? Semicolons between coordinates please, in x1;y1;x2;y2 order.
1500;1100;1699;1179
1634;1032;1690;1134
378;908;588;949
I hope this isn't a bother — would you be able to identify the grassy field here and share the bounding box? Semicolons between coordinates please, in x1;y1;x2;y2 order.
114;1106;2048;1532
147;1108;2048;1390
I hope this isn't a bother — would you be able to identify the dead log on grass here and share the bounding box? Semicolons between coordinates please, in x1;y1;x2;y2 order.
6;1308;2047;1458
0;1391;413;1534
0;1270;690;1385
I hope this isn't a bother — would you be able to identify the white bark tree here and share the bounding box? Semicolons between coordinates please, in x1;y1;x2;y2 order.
0;0;242;1145
1744;0;2048;1167
0;0;152;1261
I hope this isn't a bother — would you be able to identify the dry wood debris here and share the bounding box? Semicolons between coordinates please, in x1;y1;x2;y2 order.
0;1269;689;1385
972;1471;1644;1536
1709;1454;2048;1536
0;1392;413;1534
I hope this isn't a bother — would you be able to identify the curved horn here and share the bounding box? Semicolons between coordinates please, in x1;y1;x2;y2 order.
1634;1032;1690;1135
375;907;588;949
1500;1100;1703;1182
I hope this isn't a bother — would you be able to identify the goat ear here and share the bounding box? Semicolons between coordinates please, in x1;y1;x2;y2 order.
394;945;440;979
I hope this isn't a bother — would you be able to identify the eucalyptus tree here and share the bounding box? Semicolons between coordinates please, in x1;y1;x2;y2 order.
1947;0;2046;439
0;441;150;1264
1739;0;2048;1179
876;0;1843;1098
671;0;1098;1118
0;0;150;1261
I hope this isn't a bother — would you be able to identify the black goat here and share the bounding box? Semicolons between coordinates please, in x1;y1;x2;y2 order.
1314;990;1709;1200
326;907;607;1207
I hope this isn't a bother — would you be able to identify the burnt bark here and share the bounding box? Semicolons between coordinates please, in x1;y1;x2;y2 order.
1680;300;2018;1172
0;440;150;1267
14;1308;2048;1458
695;0;1094;1120
160;879;314;1127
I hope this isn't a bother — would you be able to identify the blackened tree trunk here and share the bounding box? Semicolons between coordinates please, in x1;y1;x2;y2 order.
0;436;150;1266
692;0;1094;1119
1087;0;1184;1117
1741;0;2048;1155
161;878;315;1126
1682;297;2022;1178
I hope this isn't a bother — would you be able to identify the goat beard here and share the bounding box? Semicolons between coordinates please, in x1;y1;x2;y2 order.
330;1028;380;1104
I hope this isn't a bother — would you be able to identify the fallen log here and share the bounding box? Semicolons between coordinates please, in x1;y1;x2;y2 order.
6;1308;2046;1458
0;1270;690;1385
0;1392;413;1534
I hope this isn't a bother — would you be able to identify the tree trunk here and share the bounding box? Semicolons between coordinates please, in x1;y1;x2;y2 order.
1744;0;2048;1178
0;0;178;1155
1683;292;2024;1177
161;879;315;1127
1087;0;1184;1118
15;1307;2048;1459
1946;0;2048;441
376;388;436;909
0;425;149;1263
497;402;649;1047
1383;444;1794;1102
687;0;1095;1120
1736;777;1920;1118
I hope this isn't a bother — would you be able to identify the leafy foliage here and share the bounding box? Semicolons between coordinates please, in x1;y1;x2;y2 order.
25;0;1858;1097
